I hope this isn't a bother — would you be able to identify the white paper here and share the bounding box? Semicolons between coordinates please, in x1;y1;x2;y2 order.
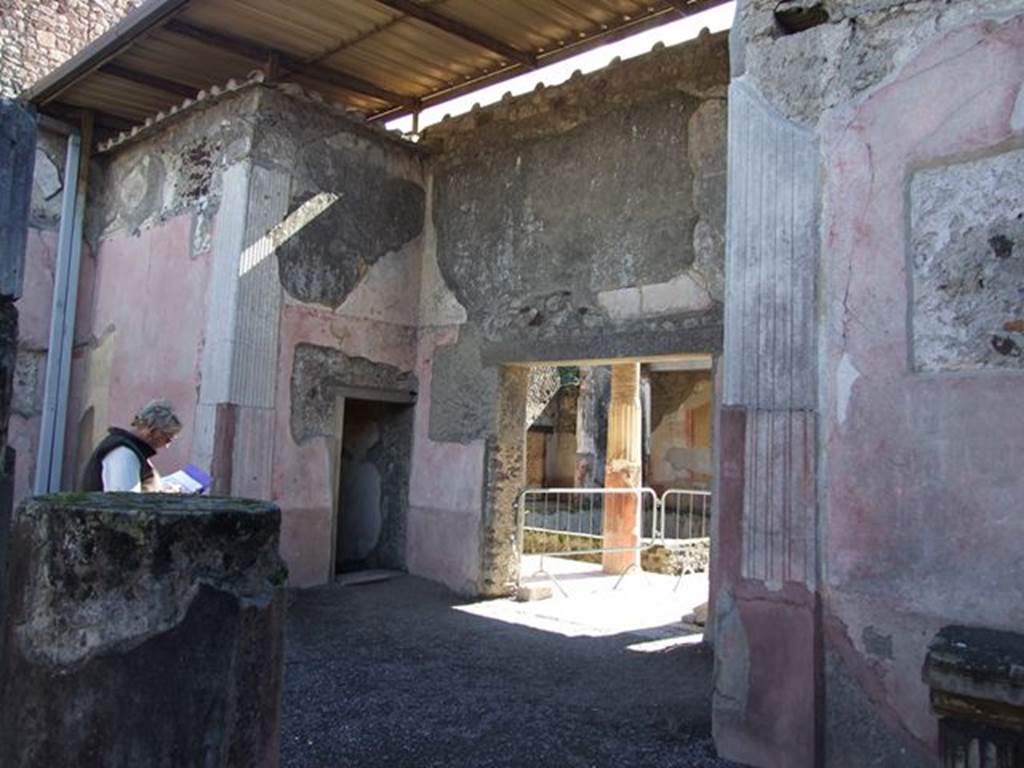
162;470;205;494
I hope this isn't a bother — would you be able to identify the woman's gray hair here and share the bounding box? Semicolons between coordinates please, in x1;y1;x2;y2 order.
131;399;182;434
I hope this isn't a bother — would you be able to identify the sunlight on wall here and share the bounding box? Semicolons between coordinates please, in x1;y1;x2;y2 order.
386;2;736;135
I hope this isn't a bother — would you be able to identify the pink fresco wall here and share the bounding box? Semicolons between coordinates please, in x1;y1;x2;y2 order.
819;16;1024;756
405;326;487;596
10;228;58;502
272;301;419;588
64;213;212;487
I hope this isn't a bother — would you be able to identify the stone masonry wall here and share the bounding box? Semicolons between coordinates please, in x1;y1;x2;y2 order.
0;0;141;98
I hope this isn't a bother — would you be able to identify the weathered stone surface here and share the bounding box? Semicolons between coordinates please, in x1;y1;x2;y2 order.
924;625;1024;710
277;143;425;309
0;303;19;456
0;493;286;768
924;626;1024;766
426;32;729;362
910;148;1024;372
435;94;699;317
478;365;529;596
0;100;37;301
290;342;416;445
428;325;497;444
0;1;142;98
732;0;1024;125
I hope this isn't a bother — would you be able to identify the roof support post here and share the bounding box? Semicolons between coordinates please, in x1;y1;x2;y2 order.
34;112;93;494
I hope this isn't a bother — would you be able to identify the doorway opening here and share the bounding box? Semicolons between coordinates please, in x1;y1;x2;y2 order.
513;355;716;634
334;398;414;575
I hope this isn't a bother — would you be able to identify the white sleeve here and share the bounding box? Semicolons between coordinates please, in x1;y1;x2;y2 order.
101;447;142;492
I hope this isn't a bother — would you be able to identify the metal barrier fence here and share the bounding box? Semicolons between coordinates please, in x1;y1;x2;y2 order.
514;486;712;592
659;489;712;542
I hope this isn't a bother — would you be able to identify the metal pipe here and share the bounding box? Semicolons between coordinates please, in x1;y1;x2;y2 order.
33;125;84;494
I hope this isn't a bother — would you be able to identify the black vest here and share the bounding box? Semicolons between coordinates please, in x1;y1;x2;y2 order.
80;428;157;492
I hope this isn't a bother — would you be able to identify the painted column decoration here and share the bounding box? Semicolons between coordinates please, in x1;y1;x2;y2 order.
722;80;819;588
602;362;642;574
713;77;822;768
193;162;290;500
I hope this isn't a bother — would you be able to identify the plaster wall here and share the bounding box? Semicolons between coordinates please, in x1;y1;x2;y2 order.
716;3;1024;766
421;31;730;593
10;129;68;502
247;89;425;588
648;370;713;493
58;90;261;493
33;33;729;596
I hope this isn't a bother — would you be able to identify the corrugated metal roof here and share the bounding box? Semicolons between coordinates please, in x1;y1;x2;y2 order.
25;0;727;139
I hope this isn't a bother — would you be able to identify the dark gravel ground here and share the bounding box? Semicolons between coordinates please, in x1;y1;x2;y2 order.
281;575;742;768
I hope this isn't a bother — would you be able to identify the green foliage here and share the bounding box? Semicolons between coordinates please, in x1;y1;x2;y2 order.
557;366;580;386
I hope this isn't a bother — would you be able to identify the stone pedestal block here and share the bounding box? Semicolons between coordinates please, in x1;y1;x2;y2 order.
924;625;1024;767
0;493;287;768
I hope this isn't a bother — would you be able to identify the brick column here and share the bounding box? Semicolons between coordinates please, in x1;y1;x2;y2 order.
602;362;642;574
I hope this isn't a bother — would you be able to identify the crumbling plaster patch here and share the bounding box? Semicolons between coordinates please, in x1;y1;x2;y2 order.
30;133;65;229
910;147;1024;372
424;32;729;360
427;325;498;444
733;0;1024;126
289;343;416;445
239;88;428;311
88;89;262;251
275;146;425;308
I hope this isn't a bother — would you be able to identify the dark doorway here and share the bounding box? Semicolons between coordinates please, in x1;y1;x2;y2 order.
335;398;413;574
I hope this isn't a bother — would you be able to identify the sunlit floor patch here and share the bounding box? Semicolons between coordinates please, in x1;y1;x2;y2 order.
454;556;708;643
626;633;705;653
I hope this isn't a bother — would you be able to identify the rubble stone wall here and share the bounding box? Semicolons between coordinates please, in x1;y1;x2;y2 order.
0;0;141;98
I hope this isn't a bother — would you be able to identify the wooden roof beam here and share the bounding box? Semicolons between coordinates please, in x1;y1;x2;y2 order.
163;20;419;110
42;102;137;132
370;0;537;69
99;62;198;98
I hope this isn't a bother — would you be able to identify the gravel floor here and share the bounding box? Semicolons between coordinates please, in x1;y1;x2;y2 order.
282;575;742;768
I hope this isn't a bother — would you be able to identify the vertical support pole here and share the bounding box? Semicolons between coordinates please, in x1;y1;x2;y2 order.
602;362;642;574
35;112;92;494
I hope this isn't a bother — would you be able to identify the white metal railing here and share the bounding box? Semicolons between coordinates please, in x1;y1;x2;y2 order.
513;486;712;594
658;488;712;542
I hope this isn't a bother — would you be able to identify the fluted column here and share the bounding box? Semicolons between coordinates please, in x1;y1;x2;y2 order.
602;363;642;573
